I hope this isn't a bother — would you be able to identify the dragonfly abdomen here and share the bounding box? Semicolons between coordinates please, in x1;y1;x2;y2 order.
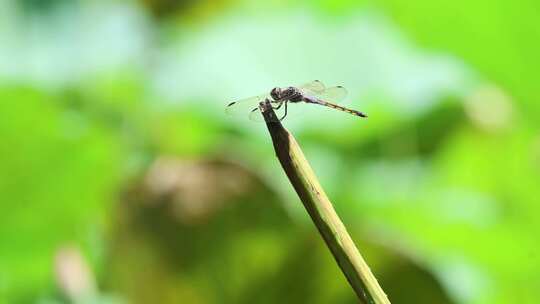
312;99;367;118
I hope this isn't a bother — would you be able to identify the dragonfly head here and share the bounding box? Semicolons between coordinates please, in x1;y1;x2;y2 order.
270;87;282;100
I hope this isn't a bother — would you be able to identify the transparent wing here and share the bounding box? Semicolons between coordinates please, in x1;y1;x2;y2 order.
310;86;348;104
297;80;326;95
246;101;307;123
248;104;266;122
248;100;291;122
225;94;268;119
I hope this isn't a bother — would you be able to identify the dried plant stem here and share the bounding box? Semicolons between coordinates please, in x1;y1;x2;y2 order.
259;100;390;304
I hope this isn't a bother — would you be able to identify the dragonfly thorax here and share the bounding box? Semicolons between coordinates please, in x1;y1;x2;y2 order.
270;87;302;102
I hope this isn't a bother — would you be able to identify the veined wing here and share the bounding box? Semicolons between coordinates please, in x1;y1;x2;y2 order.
308;85;348;104
297;80;326;95
253;100;305;122
225;94;268;117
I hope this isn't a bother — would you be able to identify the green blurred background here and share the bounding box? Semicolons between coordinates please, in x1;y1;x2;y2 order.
1;0;539;303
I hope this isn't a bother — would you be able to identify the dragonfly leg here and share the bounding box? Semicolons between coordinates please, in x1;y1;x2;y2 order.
279;102;288;121
273;102;283;110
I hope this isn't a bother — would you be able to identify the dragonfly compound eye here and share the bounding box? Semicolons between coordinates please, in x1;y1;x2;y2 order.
270;87;281;100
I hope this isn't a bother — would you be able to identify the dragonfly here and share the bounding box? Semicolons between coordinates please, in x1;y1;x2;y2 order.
225;80;367;122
